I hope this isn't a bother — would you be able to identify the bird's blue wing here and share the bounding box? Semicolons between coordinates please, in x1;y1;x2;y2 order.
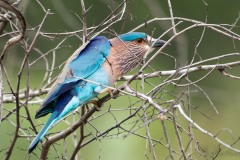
35;36;111;118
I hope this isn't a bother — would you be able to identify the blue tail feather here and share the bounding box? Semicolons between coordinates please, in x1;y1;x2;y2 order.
28;89;79;153
28;112;57;153
28;83;104;153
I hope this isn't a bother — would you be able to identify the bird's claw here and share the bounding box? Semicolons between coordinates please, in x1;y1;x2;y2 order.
100;88;118;99
87;100;101;111
111;92;119;99
94;105;101;111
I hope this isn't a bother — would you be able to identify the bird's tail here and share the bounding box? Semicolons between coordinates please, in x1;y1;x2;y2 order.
28;89;80;153
28;112;58;153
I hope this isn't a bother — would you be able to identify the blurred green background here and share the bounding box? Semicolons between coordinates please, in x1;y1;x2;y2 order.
0;0;240;159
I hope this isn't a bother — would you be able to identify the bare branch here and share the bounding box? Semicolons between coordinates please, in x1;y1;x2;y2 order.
167;0;176;34
174;104;240;153
81;0;87;42
0;0;26;59
0;65;3;124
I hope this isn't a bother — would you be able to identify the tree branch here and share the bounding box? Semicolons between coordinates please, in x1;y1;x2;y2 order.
0;0;26;60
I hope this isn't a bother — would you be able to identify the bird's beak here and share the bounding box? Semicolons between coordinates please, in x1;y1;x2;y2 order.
149;38;167;48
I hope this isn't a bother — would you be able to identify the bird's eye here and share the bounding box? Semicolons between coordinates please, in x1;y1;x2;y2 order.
137;39;143;43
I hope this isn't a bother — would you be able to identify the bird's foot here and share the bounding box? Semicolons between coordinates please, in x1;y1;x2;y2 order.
111;92;119;99
100;88;118;99
87;100;101;111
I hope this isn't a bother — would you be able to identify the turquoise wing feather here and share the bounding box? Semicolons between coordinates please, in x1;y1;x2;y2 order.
35;36;111;118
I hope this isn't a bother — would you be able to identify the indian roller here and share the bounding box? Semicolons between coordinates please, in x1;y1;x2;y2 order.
28;32;166;153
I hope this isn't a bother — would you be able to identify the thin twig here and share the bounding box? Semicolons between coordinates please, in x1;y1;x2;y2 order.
81;0;87;43
167;0;176;34
174;104;240;153
0;0;26;60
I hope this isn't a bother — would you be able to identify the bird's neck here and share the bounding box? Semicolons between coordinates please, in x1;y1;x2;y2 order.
106;38;145;81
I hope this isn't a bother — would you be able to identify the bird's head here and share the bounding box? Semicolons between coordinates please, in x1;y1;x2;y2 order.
110;32;166;59
118;32;166;50
109;32;167;76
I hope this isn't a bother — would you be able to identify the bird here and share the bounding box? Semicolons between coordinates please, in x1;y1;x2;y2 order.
28;32;166;153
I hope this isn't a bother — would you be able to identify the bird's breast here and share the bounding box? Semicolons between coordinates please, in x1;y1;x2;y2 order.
86;65;113;93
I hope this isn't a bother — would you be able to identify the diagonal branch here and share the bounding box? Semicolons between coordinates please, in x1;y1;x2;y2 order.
174;104;240;153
